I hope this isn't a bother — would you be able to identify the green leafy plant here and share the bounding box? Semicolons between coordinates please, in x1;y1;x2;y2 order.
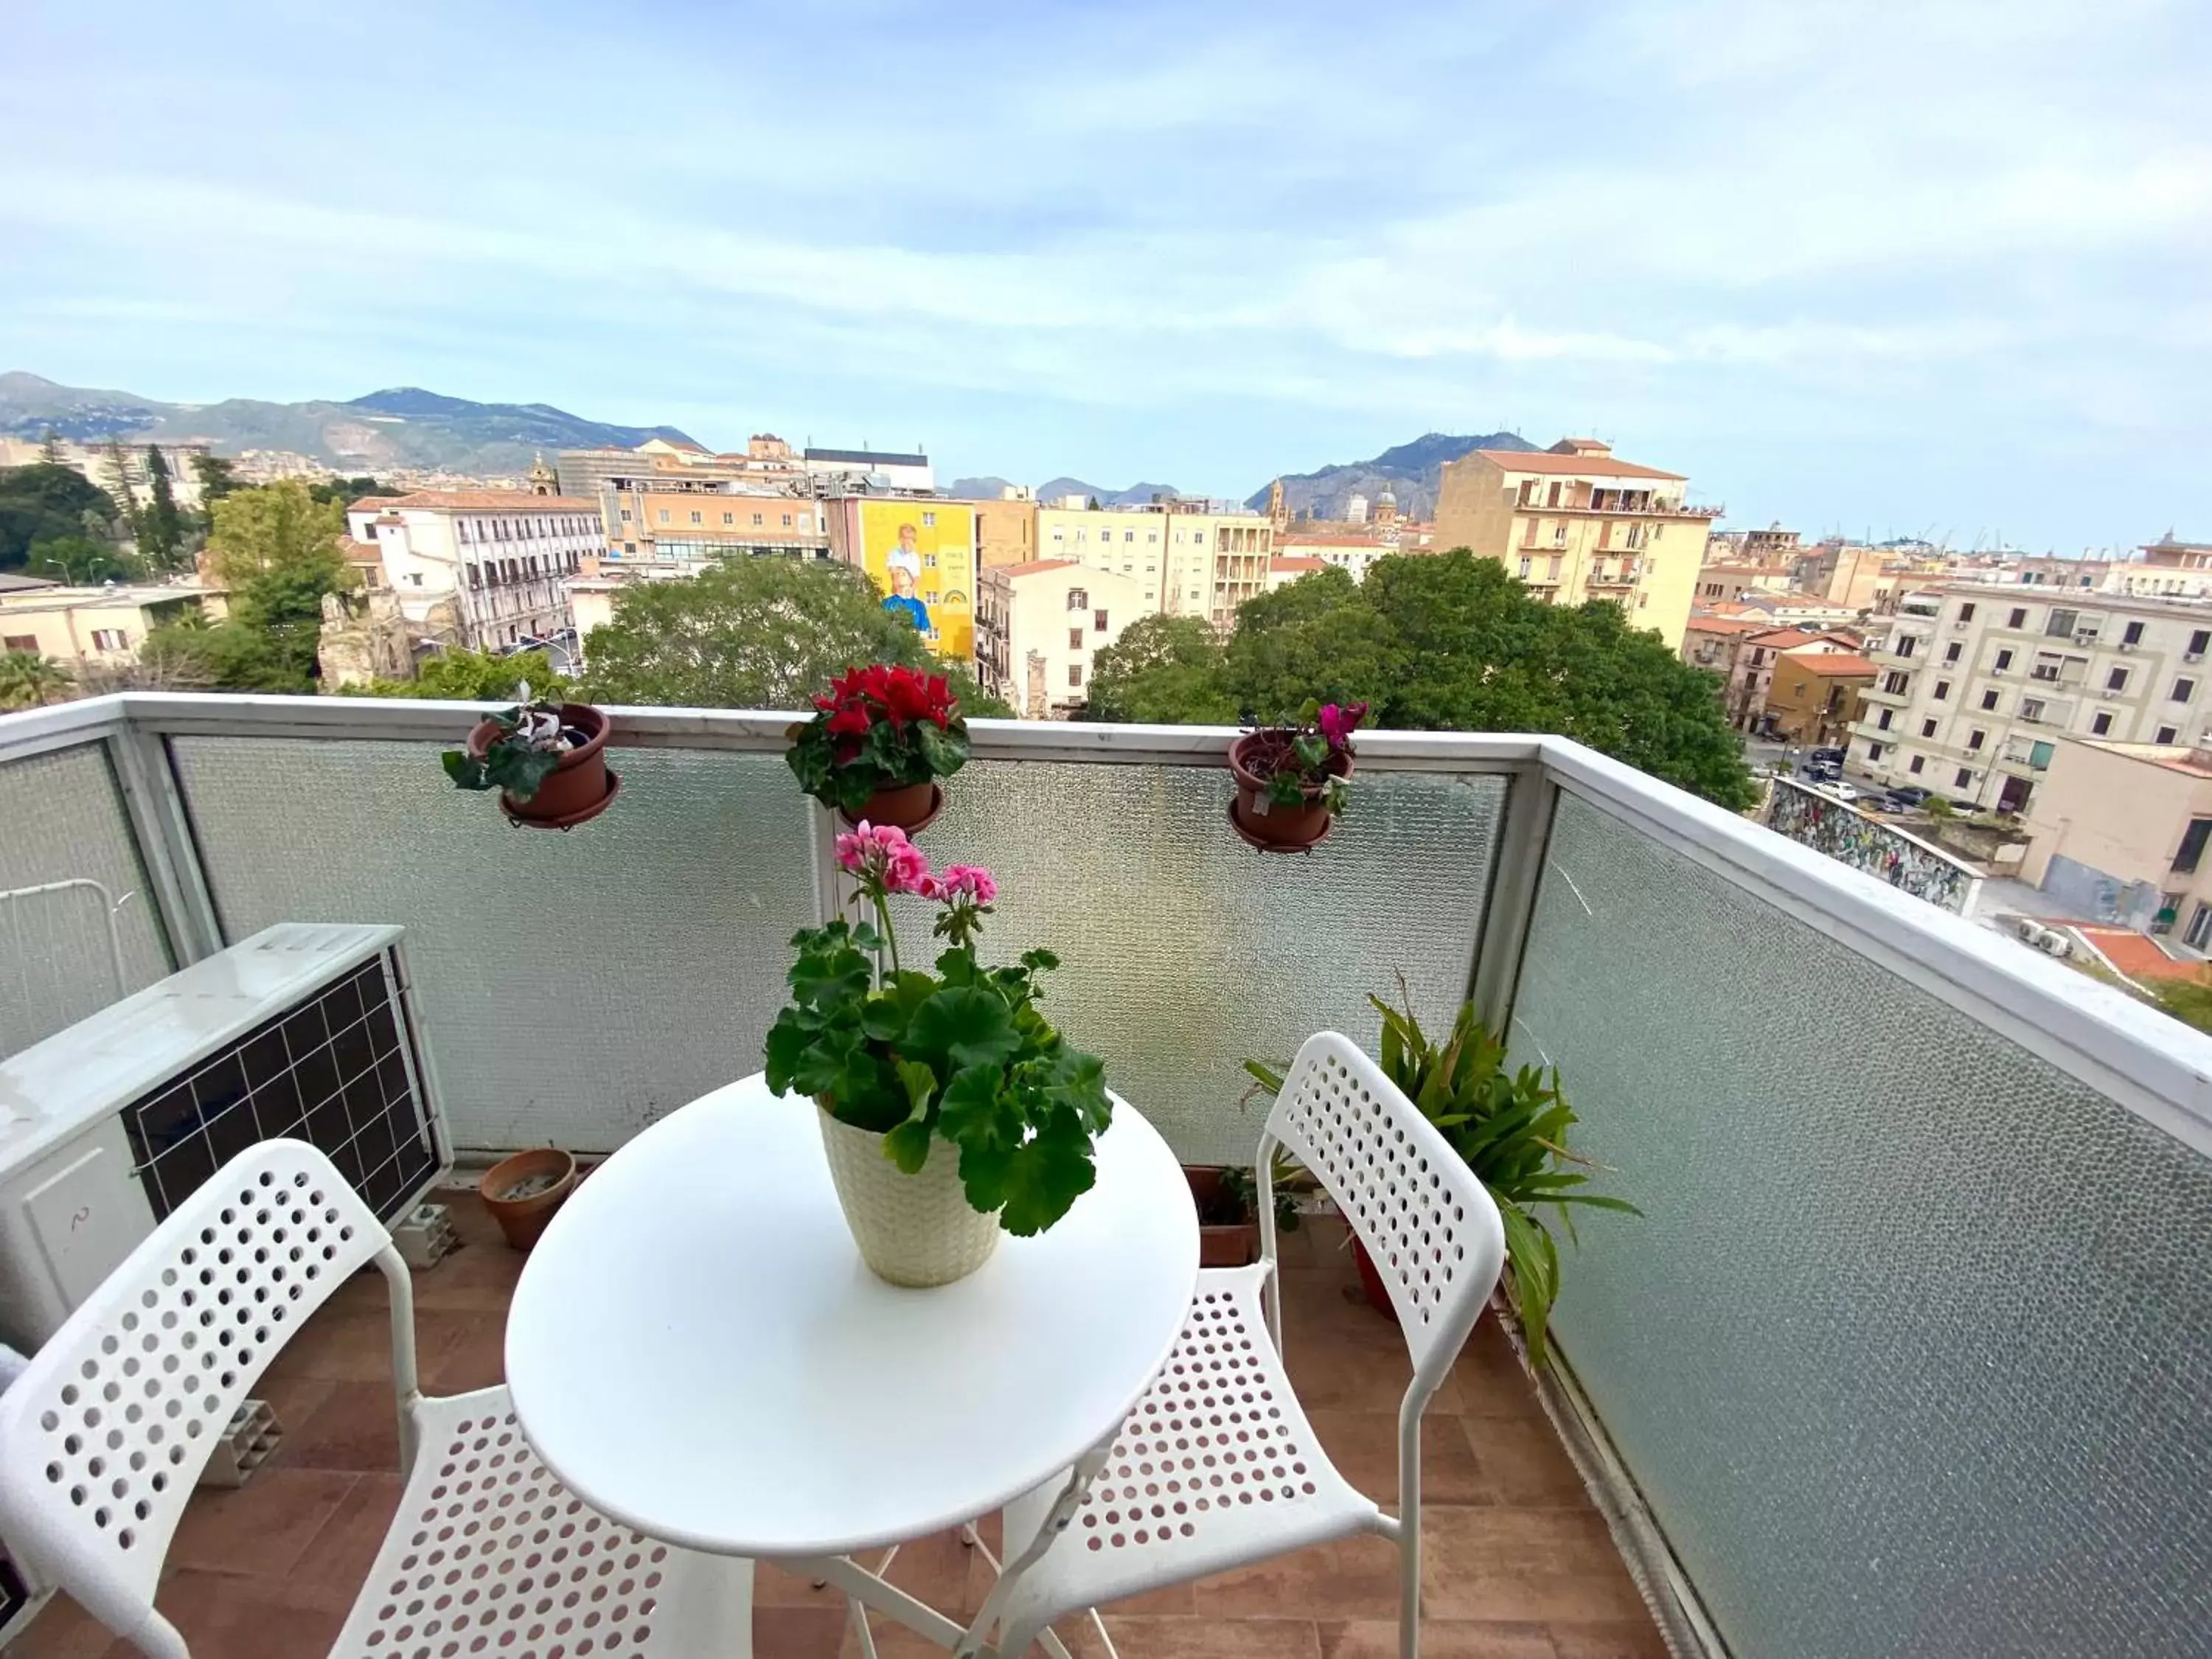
441;690;576;802
1240;698;1366;812
1217;1153;1306;1234
1247;987;1637;1367
786;663;972;816
763;824;1110;1235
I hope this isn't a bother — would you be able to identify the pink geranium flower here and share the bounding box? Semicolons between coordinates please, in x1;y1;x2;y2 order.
835;821;933;896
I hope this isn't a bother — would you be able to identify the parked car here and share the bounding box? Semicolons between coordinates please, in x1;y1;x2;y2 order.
1808;746;1847;768
1800;761;1842;784
1883;786;1943;813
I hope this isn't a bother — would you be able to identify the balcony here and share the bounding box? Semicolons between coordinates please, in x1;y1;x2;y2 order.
4;695;2212;1659
1860;681;1912;706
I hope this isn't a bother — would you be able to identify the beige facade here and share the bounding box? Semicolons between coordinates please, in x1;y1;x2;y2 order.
1267;555;1327;591
1848;585;2212;814
2020;738;2212;946
0;437;212;513
346;491;595;652
975;560;1147;717
1034;504;1273;627
963;496;1040;569
600;483;828;571
1430;438;1717;650
1765;653;1876;745
0;584;218;668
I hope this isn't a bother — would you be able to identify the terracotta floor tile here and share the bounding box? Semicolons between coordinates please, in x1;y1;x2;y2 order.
1096;1614;1325;1658
1305;1408;1492;1508
406;1235;526;1313
420;1311;508;1393
125;1566;351;1658
1191;1532;1404;1621
291;1472;404;1598
1461;1416;1593;1509
1543;1619;1673;1659
167;1469;361;1579
275;1379;403;1472
758;1601;852;1657
4;1593;118;1659
1318;1618;1558;1658
1419;1509;1651;1624
260;1302;473;1385
1449;1321;1547;1424
756;1562;852;1608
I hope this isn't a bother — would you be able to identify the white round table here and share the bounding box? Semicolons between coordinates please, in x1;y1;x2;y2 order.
504;1074;1199;1559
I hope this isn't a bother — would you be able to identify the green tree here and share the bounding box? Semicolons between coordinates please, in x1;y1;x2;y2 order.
1091;550;1756;810
1086;614;1237;723
308;476;404;507
0;464;119;570
102;439;145;547
205;481;347;588
139;611;296;692
149;482;357;692
189;454;241;531
38;431;63;465
0;650;72;709
139;447;186;574
27;535;139;585
582;557;1012;715
340;647;571;701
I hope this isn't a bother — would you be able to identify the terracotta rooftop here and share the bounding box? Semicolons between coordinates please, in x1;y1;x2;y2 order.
1683;616;1770;636
1278;535;1386;549
1790;654;1879;676
1472;450;1686;482
1271;556;1328;572
349;492;599;512
2074;925;2208;983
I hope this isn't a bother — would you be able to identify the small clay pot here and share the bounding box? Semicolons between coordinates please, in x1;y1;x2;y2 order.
1228;732;1352;852
839;779;942;833
480;1147;577;1251
468;703;616;830
1184;1165;1260;1268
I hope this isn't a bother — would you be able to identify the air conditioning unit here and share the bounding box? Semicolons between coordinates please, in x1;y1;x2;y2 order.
2188;653;2205;664
0;923;445;1352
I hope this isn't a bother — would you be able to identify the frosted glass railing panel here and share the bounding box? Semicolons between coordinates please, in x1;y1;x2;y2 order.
900;762;1505;1163
171;739;818;1152
1511;790;2212;1659
0;742;173;1057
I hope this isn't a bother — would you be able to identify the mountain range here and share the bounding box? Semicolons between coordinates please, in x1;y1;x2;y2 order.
0;373;698;477
947;476;1183;507
1244;431;1537;522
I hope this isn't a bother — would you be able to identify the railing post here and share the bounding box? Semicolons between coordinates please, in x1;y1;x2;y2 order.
1470;758;1559;1042
103;718;223;965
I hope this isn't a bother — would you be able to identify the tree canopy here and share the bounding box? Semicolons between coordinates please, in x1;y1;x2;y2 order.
341;647;572;702
580;557;1012;717
1088;550;1755;809
144;481;353;693
0;464;119;571
26;535;139;586
139;447;187;574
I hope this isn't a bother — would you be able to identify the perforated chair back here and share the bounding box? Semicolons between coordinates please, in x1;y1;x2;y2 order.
0;1138;391;1648
1265;1031;1506;1388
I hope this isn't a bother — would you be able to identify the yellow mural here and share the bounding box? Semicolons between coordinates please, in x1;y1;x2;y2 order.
859;500;975;667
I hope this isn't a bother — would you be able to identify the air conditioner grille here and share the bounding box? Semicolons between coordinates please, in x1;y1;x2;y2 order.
121;951;435;1222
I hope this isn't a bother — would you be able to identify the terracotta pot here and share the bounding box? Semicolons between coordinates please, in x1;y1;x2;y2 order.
817;1105;999;1287
1227;732;1352;852
1351;1235;1397;1321
468;703;617;830
1183;1165;1260;1268
838;778;942;833
480;1147;577;1251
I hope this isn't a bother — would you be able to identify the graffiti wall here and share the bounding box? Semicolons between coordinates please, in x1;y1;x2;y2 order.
1764;778;1983;914
857;500;975;667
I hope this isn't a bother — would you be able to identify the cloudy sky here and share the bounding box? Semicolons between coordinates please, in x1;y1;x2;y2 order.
4;0;2207;547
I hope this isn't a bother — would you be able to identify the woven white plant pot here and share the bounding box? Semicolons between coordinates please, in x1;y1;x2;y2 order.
816;1105;1001;1287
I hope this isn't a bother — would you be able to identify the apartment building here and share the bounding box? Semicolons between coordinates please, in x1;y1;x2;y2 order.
2107;534;2212;602
1764;652;1875;745
1708;524;1801;563
1430;437;1718;650
959;493;1040;569
0;582;218;669
556;434;806;506
1693;563;1797;605
1267;555;1327;591
1848;585;2212;814
975;560;1144;717
346;491;595;651
2020;737;2212;942
0;437;212;513
1035;503;1273;627
599;482;829;570
1725;628;1863;730
1276;533;1387;582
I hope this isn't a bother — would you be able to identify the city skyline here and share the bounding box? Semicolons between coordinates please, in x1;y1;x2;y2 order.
2;0;2206;552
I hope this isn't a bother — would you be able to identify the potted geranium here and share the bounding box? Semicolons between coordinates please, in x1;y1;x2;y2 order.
1228;699;1366;852
1184;1154;1304;1267
787;664;970;832
442;689;617;829
763;822;1111;1287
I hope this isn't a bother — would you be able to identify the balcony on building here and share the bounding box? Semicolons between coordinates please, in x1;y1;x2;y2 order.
2;693;2211;1659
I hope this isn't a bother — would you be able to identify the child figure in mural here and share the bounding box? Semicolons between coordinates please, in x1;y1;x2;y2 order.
882;528;932;633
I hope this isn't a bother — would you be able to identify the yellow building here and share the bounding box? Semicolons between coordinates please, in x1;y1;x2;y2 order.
1430;438;1719;649
1034;504;1273;627
824;498;979;667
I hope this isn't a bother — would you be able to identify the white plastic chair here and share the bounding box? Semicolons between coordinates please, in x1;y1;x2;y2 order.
987;1031;1508;1659
0;1138;753;1658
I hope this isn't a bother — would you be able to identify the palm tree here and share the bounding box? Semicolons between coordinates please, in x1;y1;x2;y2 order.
0;650;74;710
